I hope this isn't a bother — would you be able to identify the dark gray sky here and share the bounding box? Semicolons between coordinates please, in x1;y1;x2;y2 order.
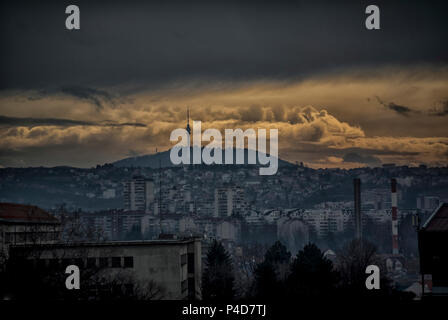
0;0;447;168
1;0;447;90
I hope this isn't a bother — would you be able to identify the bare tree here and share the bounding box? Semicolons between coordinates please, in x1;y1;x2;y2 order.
91;272;165;300
233;243;268;299
336;239;382;292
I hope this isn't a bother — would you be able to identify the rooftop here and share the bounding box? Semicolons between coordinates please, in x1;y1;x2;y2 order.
422;203;448;232
10;237;201;249
0;202;59;224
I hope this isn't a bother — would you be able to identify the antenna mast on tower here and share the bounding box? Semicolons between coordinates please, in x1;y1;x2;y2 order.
186;107;191;135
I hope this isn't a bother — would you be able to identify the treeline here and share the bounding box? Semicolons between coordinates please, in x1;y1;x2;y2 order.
202;239;415;302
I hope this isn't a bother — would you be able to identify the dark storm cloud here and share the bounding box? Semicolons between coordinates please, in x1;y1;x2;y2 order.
375;96;413;116
57;86;114;110
387;103;413;116
0;115;146;128
343;152;381;166
0;115;92;127
100;121;147;127
0;0;447;90
375;96;448;117
28;86;123;110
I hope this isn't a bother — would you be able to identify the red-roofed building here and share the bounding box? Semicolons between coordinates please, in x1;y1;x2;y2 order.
0;203;60;261
418;203;448;298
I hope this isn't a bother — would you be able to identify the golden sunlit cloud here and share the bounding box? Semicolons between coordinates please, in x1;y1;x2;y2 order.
0;66;447;168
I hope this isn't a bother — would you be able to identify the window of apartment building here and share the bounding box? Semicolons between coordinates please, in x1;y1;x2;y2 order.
124;256;133;268
181;253;187;266
111;257;121;268
187;253;195;274
99;257;109;268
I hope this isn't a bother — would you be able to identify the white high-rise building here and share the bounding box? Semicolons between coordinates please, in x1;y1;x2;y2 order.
123;176;154;213
297;209;352;238
214;186;246;217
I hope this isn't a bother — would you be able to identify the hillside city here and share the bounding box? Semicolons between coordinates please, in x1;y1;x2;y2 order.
1;159;447;298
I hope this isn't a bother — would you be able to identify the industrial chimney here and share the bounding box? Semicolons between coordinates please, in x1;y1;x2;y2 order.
391;178;399;254
354;178;362;240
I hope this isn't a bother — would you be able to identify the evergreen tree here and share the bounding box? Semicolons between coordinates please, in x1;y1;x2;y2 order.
253;261;279;300
287;243;339;298
202;240;235;301
252;241;291;300
264;240;291;265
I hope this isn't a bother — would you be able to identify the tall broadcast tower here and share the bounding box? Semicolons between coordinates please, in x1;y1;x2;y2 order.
186;107;191;135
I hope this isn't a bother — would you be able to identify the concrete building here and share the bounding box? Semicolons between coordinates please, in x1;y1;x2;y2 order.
214;186;246;217
417;196;440;212
216;220;240;242
0;203;60;262
361;186;404;211
9;238;202;300
277;217;309;254
418;203;448;297
159;186;190;215
364;209;391;224
76;210;146;240
296;209;352;238
123;176;154;213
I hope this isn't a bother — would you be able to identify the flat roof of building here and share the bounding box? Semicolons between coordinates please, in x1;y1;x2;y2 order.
10;238;201;250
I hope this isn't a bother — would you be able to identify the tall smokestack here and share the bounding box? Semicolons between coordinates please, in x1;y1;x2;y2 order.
354;178;362;240
391;178;399;255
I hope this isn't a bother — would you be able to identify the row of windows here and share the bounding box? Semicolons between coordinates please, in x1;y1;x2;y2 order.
85;256;134;268
4;231;59;244
25;256;134;269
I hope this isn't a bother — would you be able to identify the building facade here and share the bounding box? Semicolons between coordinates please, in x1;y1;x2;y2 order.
9;238;202;300
214;186;246;217
418;203;448;297
123;176;154;213
0;202;60;263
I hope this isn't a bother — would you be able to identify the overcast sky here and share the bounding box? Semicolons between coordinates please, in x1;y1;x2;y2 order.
0;0;447;168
